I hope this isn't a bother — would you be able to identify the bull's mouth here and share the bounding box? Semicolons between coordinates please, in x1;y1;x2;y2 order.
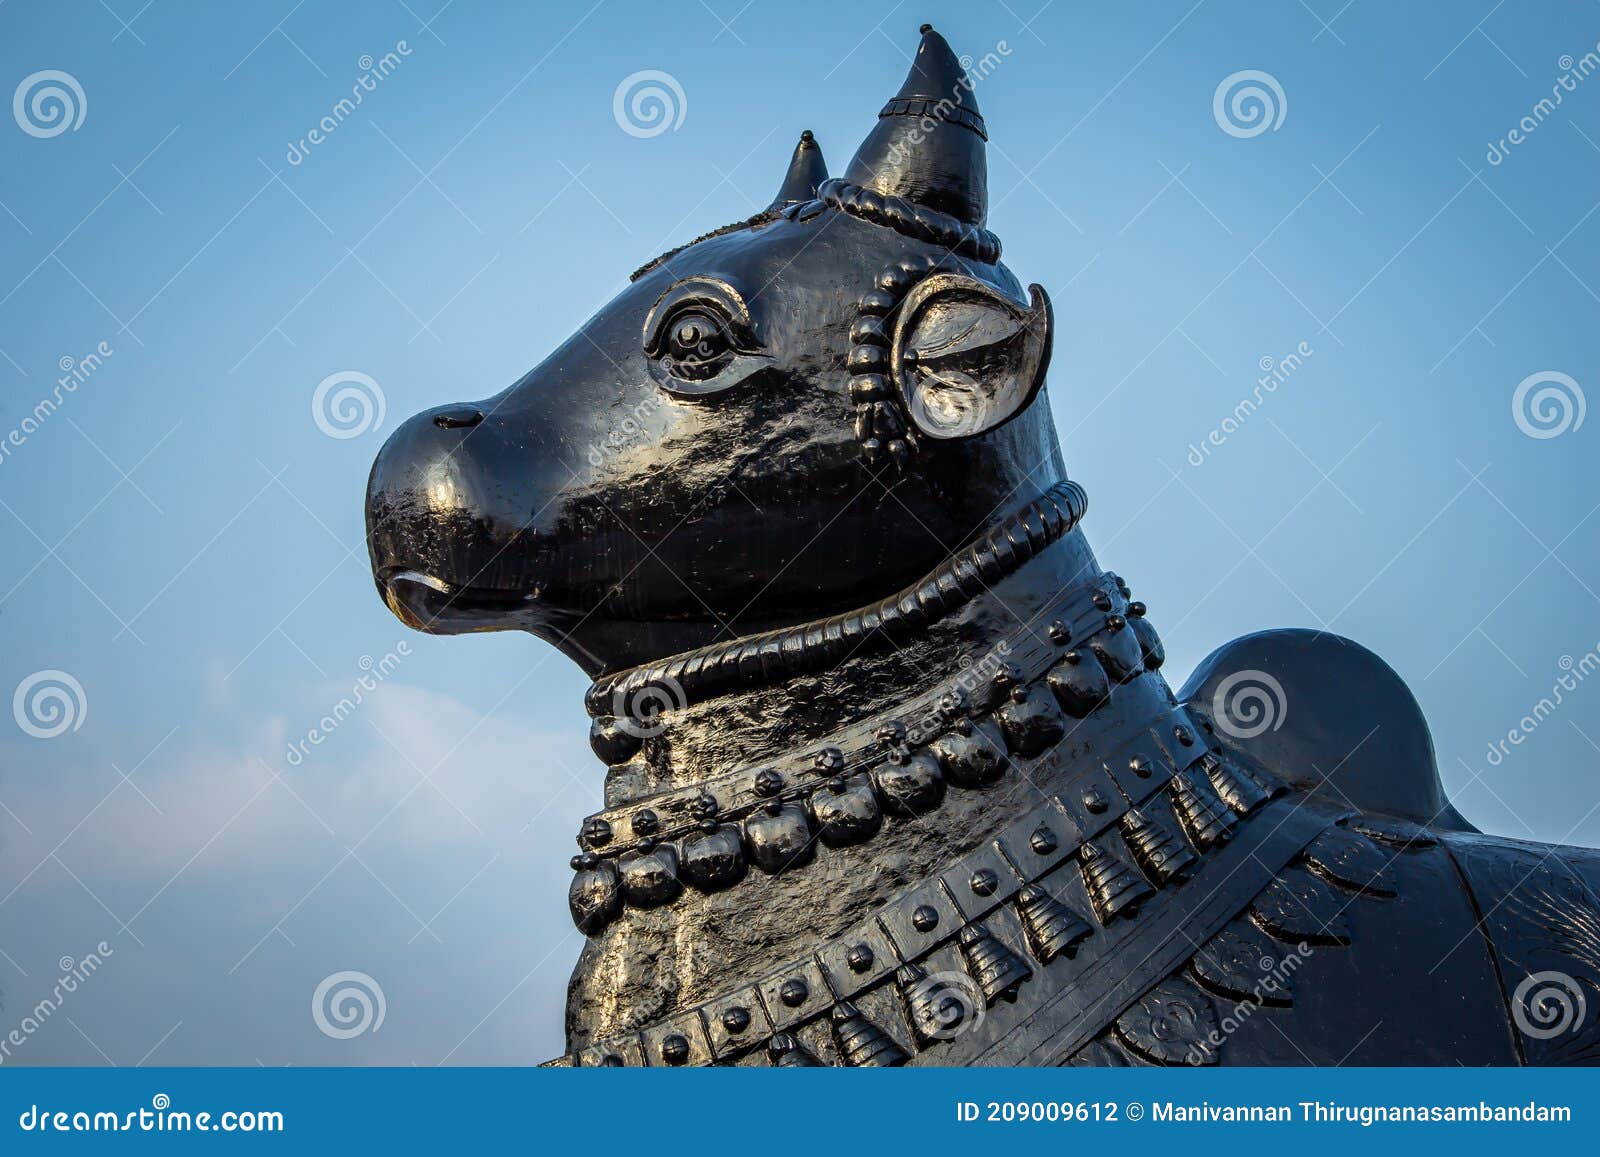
378;567;542;635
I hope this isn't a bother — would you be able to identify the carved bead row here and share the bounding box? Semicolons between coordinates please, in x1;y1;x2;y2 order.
816;177;1002;264
572;750;1290;1067
578;571;1150;846
568;602;1173;935
588;544;1113;774
848;252;952;472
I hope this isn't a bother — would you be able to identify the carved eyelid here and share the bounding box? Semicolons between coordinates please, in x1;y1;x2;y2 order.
642;278;758;355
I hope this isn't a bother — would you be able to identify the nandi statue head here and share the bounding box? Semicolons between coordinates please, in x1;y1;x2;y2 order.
366;26;1061;677
366;26;1600;1069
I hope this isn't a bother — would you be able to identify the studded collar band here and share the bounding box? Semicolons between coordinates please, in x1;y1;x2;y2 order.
567;557;1184;931
575;588;1163;849
555;761;1362;1068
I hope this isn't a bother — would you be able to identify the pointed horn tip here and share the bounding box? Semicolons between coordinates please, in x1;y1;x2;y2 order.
769;128;829;209
841;18;989;226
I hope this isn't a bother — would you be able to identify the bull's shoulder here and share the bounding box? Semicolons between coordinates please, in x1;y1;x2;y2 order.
1439;829;1600;1064
1177;627;1475;832
1070;812;1521;1065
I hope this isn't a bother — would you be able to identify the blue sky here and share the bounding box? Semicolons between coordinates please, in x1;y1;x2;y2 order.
1;0;1597;1065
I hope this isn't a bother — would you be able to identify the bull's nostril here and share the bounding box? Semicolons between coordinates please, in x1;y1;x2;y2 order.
433;409;484;430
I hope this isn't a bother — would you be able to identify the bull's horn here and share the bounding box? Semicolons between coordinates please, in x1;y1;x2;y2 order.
842;24;988;226
768;129;829;209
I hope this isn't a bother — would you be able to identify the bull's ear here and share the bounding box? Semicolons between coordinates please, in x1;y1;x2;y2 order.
890;274;1052;441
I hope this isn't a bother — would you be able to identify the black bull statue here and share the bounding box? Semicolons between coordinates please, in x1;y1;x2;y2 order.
365;28;1600;1066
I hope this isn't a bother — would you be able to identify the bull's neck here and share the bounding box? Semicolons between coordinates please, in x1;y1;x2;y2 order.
561;477;1194;1049
582;480;1096;801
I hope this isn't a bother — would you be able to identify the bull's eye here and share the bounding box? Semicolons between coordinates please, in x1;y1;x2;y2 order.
662;311;733;380
644;280;768;397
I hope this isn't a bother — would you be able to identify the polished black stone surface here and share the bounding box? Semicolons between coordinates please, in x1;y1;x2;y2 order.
367;26;1600;1067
